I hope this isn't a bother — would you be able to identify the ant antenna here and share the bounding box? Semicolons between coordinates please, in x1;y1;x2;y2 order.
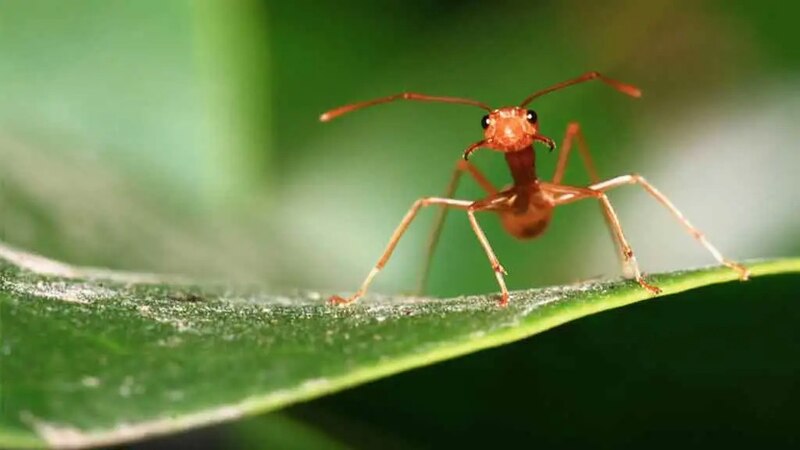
320;92;492;122
519;71;641;107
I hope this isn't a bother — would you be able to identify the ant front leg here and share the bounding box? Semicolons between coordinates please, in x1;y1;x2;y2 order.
416;159;498;295
329;197;472;305
467;202;511;306
552;123;635;276
552;122;600;184
543;183;662;294
588;174;750;280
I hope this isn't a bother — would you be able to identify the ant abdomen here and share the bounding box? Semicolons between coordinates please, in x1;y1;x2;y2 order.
498;189;554;239
500;209;552;239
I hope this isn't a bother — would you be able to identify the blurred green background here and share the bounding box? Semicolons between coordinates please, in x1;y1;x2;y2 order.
1;0;799;448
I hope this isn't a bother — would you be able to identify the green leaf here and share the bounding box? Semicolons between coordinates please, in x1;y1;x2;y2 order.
1;243;798;448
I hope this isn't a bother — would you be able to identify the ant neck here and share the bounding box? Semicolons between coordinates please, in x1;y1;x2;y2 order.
504;146;537;187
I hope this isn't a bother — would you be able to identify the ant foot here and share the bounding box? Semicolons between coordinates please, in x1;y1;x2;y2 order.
497;291;509;307
492;262;508;275
725;261;750;281
328;294;359;306
636;277;662;295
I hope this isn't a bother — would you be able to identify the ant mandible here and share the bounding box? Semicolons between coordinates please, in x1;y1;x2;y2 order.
321;71;750;307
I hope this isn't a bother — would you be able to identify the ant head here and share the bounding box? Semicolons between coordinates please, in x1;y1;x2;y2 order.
480;107;538;152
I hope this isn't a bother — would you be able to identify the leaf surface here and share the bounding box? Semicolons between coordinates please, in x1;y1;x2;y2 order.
1;244;797;448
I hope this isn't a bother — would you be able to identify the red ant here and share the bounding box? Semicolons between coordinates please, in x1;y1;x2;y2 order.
321;71;750;306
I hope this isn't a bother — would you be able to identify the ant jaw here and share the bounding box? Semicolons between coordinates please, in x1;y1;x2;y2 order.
463;135;557;160
463;139;491;160
534;135;556;152
464;139;522;159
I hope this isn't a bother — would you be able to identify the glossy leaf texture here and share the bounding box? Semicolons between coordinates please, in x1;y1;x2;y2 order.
1;244;798;449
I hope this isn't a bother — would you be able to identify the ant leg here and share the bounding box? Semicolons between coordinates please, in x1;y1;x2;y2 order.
588;174;750;280
552;123;635;276
467;205;510;306
329;197;472;305
544;183;662;294
415;160;498;295
552;122;600;184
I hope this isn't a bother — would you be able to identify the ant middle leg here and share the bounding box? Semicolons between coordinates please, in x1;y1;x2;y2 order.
543;183;662;294
416;159;498;295
588;174;750;280
329;196;472;305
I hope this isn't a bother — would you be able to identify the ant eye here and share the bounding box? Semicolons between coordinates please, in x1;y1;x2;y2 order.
526;110;538;123
481;115;490;129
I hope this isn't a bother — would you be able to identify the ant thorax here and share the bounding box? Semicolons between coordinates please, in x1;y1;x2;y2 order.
483;107;538;152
